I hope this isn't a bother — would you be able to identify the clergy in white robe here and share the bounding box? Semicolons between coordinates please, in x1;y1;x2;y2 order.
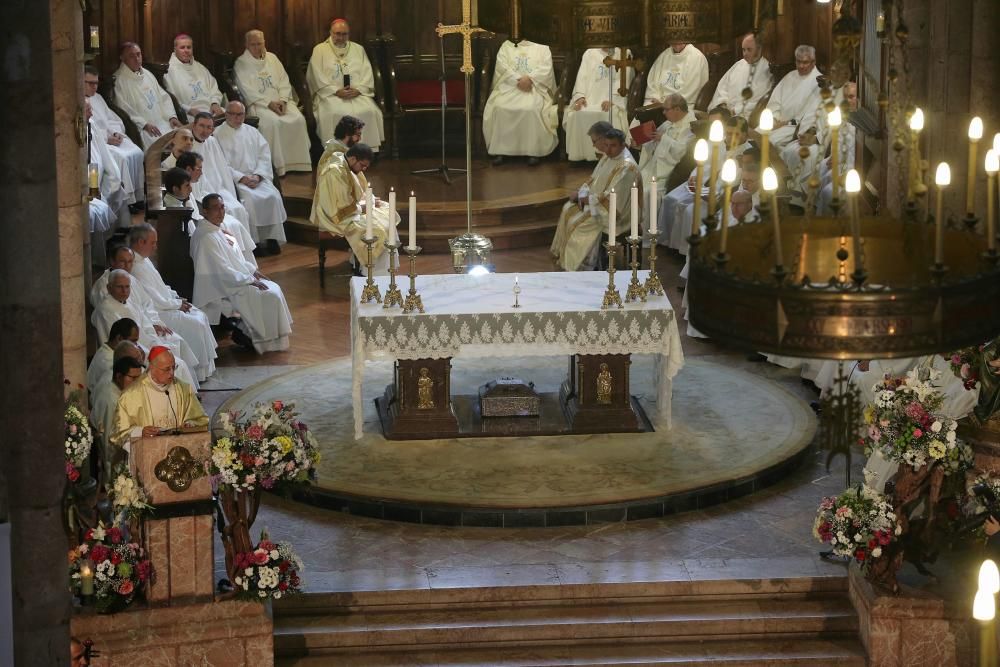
564;48;633;161
87;105;130;229
759;45;823;150
643;43;709;109
307;19;385;150
91;270;200;389
214;101;288;246
190;195;293;354
91;356;144;475
817;123;859;215
85;67;144;205
87;318;140;395
113;43;181;148
163;35;225;117
708;34;773;120
550;129;641;271
674;160;760;256
483;39;558;161
234;30;312;175
128;223;218;381
190;114;254;242
636;95;695;229
309;143;400;275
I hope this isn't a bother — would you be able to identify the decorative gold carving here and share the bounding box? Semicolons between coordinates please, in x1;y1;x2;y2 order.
417;368;435;409
651;0;722;43
596;363;613;404
154;446;204;493
436;0;492;74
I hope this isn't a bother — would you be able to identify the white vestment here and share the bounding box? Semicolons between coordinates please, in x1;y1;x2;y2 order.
190;219;292;353
90;381;121;474
87;343;115;395
192;135;253;240
88;92;145;203
234;49;311;175
306;40;384;149
131;253;217;381
550;149;641;271
483;40;558;157
637;111;695;228
113;64;177;148
164;192;258;266
643;45;709;108
163;54;224;116
564;48;633;161
213;122;287;244
761;67;824;149
709;57;773;119
89;199;115;234
781;86;845;203
817;124;858;215
90;119;131;228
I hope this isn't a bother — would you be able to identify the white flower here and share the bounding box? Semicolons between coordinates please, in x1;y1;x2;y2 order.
92;525;106;541
895;525;903;535
245;567;254;576
931;421;942;433
946;430;956;443
872;547;882;558
259;590;266;597
854;533;862;542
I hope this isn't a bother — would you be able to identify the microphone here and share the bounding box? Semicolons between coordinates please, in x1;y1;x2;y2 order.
164;386;181;435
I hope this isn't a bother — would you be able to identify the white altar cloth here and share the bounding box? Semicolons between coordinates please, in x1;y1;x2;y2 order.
349;270;685;439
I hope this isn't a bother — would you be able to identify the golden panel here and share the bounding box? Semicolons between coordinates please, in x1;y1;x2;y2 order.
651;0;722;43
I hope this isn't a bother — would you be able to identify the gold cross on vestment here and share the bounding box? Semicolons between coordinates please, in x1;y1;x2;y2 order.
436;0;491;74
603;48;642;98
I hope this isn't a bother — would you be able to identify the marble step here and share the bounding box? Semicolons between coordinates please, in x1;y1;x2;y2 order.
275;637;867;666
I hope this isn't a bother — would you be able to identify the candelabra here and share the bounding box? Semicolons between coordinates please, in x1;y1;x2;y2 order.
402;246;425;314
643;232;665;296
624;237;647;303
382;242;403;308
359;237;382;304
601;242;624;310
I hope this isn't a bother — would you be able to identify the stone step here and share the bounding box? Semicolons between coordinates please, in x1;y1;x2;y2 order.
275;637;867;666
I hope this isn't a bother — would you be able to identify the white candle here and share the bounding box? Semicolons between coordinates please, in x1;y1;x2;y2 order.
608;189;617;242
364;188;373;240
648;177;658;234
630;183;639;239
408;192;416;249
388;188;397;245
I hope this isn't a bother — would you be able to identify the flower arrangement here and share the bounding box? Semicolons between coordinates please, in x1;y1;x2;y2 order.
943;346;984;391
65;402;93;483
232;531;303;601
210;401;320;493
862;368;974;472
814;484;901;571
69;522;152;613
108;466;153;523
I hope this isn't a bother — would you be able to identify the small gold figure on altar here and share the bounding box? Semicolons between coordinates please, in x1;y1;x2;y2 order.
596;363;613;404
417;367;435;409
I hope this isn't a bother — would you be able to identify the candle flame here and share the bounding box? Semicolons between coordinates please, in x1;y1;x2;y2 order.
980;559;1000;595
759;108;774;132
974;588;996;621
935;162;951;186
709;120;725;143
828;106;842;128
986;149;1000;174
969;116;984;141
721;159;739;184
909;108;924;132
845;169;862;194
693;139;710;163
762;167;779;192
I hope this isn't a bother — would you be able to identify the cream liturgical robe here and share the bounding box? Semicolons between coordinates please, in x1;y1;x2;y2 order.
113;64;177;148
709;57;773;119
90;381;121;473
637;110;696;227
86;343;115;395
234;49;311;175
214;122;288;244
644;45;709;108
309;152;400;275
483;40;558;158
192;136;253;239
190;219;292;354
564;48;633;161
165;192;258;267
112;374;208;451
90;119;130;228
550;149;641;271
307;39;385;149
817;124;857;215
163;54;224;115
88;92;144;203
782;86;844;202
762;67;824;149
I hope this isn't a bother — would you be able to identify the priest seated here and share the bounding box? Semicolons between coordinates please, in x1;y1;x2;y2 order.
161;128;195;170
92;355;144;476
112;347;208;451
87;317;140;395
85;66;145;207
550;128;640;271
564;48;633;162
113;42;182;148
642;43;709;111
87;99;131;229
757;45;823;151
163;34;225;118
636;93;696;230
307;18;385;151
190;112;255;245
234;29;312;176
708;33;773;121
817;83;859;215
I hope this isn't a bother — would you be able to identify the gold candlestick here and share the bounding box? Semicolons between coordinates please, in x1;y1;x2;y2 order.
402;246;425;314
643;232;665;296
601;242;624;310
625;237;647;303
382;242;403;308
359;237;382;304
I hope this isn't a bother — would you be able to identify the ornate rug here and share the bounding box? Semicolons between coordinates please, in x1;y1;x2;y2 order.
217;356;816;510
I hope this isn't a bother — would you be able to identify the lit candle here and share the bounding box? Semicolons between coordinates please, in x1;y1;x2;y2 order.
934;162;951;265
408;191;416;249
828;106;843;204
608;189;617;243
648;177;658;234
994;133;1000;159
876;11;885;34
908;108;924;202
763;167;783;268
845;169;864;275
89;26;100;50
986;150;998;252
388;187;397;245
690;139;709;238
718;159;739;256
707;120;725;216
80;562;94;596
630;183;639;239
758;108;773;172
88;162;99;190
364;188;373;240
967;117;984;215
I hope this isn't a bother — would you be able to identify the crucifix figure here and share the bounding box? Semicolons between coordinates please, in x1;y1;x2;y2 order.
436;0;491;74
603;48;642;99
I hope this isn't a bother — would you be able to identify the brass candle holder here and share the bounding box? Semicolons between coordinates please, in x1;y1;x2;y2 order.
382;242;403;308
359;237;382;304
625;237;647;303
643;232;665;296
402;245;425;314
601;242;624;310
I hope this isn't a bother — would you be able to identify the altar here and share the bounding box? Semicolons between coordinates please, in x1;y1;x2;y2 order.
350;270;684;439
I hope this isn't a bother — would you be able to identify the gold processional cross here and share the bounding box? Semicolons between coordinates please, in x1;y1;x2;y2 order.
603;48;642;98
435;0;491;74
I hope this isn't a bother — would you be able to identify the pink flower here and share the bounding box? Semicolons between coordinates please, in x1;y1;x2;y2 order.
137;560;152;582
912;428;923;438
65;462;80;482
868;425;881;441
246;424;264;440
107;527;122;544
118;580;134;596
253;549;269;565
961;363;971;379
272;400;284;411
952;354;962;364
904;402;926;421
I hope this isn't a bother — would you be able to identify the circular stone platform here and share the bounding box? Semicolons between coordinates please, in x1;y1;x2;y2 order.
217;356;817;526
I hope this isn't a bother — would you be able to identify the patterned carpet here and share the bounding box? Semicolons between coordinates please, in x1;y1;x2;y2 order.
217;355;817;509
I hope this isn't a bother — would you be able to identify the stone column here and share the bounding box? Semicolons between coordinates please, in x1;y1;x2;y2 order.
0;0;76;662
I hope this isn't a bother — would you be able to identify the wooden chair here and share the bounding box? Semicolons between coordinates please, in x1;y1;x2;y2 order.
100;79;145;149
